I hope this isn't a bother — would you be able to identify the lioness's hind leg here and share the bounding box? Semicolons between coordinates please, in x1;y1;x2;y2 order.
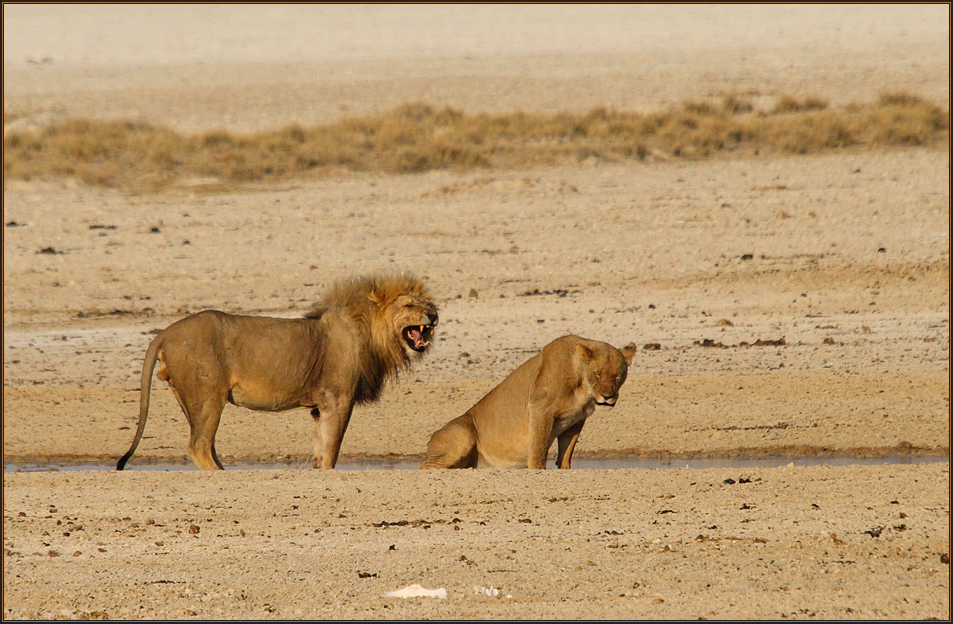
421;416;478;469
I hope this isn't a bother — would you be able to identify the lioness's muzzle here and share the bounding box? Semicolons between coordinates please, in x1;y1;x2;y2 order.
595;396;617;406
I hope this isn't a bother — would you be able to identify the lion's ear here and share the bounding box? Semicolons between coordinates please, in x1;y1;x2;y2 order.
620;342;636;364
367;288;386;307
575;344;593;363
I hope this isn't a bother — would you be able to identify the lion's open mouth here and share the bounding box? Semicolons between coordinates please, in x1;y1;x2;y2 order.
403;324;434;352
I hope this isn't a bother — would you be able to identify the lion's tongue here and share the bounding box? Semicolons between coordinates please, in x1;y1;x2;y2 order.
408;327;426;348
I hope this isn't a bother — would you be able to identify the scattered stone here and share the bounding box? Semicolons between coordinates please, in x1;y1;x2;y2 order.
864;526;884;538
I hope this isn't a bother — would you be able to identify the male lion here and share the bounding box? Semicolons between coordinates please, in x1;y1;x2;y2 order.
422;335;635;470
117;274;438;471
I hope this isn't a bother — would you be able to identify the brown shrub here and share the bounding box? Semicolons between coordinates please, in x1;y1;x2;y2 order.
3;95;947;191
773;95;830;113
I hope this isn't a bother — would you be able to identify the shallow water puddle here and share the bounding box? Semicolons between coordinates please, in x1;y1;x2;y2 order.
4;454;948;473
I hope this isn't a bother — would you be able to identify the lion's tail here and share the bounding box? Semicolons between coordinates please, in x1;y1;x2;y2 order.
117;334;163;470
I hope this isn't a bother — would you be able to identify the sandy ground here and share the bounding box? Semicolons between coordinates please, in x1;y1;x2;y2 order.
3;4;950;620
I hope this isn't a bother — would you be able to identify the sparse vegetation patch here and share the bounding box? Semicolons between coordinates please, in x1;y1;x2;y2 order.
3;93;947;192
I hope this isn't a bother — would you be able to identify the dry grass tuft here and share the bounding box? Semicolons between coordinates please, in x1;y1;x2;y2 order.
3;92;947;192
773;95;830;113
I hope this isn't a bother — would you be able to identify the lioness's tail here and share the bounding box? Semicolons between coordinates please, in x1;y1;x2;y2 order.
117;334;163;470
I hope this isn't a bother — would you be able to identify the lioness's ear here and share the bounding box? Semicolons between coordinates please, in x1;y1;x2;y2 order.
620;342;636;364
575;344;593;363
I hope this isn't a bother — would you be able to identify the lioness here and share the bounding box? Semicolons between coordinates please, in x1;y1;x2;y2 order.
117;274;438;471
422;335;635;469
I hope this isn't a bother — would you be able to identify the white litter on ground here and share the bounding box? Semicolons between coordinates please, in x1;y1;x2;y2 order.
385;584;448;599
474;585;512;598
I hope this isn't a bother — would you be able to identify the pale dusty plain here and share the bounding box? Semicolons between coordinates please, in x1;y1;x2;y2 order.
2;4;950;620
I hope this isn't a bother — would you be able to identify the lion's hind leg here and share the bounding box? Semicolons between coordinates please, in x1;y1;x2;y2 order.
169;383;228;471
421;415;478;469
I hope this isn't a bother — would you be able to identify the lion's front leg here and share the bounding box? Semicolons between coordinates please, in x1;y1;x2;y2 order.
311;394;355;469
310;408;324;469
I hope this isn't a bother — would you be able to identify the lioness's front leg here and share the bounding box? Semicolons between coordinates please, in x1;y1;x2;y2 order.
527;408;555;469
555;419;586;469
311;392;355;469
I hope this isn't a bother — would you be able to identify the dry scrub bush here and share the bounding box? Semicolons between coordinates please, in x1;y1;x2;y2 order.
773;95;830;113
3;93;947;191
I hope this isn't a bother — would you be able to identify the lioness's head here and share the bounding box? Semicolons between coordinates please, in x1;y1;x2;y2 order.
576;342;636;406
